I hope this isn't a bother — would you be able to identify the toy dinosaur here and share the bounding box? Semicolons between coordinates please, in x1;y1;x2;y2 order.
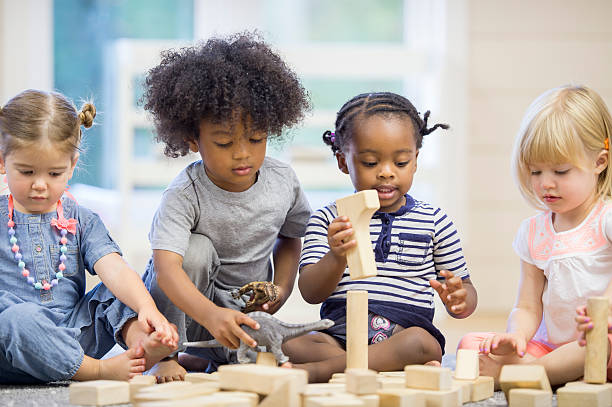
231;281;280;313
183;311;334;365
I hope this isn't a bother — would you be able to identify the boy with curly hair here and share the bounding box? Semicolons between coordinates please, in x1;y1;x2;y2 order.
141;32;312;381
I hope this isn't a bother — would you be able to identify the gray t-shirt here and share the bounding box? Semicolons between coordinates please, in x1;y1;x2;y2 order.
148;156;311;288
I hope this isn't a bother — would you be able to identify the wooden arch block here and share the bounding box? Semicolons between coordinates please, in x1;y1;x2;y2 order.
336;190;380;280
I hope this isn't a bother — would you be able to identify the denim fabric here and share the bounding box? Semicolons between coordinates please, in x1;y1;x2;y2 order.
0;196;136;383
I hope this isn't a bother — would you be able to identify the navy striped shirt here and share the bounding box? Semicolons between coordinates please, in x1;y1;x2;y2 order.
299;194;469;313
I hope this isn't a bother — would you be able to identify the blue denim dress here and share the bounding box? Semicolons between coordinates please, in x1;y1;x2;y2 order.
0;196;136;383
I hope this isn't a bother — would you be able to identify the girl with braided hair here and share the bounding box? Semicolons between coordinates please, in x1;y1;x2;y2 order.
283;91;477;382
0;89;178;383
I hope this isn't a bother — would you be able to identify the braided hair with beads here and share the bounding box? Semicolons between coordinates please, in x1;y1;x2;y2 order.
322;92;449;154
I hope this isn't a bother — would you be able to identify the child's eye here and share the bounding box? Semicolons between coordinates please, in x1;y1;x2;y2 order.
50;172;63;177
361;161;377;167
396;161;410;167
19;170;33;175
555;169;569;175
530;170;541;176
215;142;232;148
249;138;265;144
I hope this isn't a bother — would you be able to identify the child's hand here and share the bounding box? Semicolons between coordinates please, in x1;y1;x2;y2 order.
137;307;179;348
575;305;612;346
206;306;259;349
429;270;467;315
479;332;527;357
328;216;356;259
256;286;284;314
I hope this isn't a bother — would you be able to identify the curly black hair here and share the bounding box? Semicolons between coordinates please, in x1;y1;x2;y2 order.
322;92;449;154
143;32;311;158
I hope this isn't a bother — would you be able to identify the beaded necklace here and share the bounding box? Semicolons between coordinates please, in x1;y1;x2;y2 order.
8;195;77;290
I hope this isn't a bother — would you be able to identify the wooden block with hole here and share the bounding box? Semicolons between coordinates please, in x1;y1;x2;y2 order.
508;388;552;407
377;388;424;407
453;349;479;380
218;363;307;395
499;365;552;400
346;368;379;395
557;382;612;407
69;380;130;406
404;365;452;391
335;190;379;280
584;296;610;384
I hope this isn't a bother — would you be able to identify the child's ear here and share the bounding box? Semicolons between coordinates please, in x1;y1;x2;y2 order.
595;149;609;174
0;154;6;175
335;152;349;174
188;140;199;153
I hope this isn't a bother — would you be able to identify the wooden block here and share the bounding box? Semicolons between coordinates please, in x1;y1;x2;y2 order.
335;190;380;280
377;389;424;407
508;388;552;407
332;373;347;380
132;381;218;403
304;383;348;396
451;379;471;404
469;376;494;402
305;395;365;406
129;375;157;402
585;296;610;384
557;382;612;407
184;372;219;383
134;392;258;407
358;394;379;407
218;363;307;395
420;388;461;407
347;290;369;370
376;377;405;389
499;365;552;400
69;380;130;406
330;378;348;384
378;371;404;378
346;369;379;395
404;365;452;391
453;349;479;380
256;351;278;367
259;378;300;407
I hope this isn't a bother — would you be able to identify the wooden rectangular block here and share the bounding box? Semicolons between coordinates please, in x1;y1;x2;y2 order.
377;388;424;407
404;365;452;391
259;379;300;407
184;372;219;383
454;349;479;380
347;290;369;370
336;190;379;280
218;363;307;395
470;376;494;402
420;388;461;407
305;395;365;406
69;380;130;406
376;377;405;389
584;297;610;384
304;383;348;397
134;392;258;407
257;351;278;367
557;382;612;407
508;388;552;407
358;394;379;407
499;365;552;400
346;368;379;395
452;379;471;404
129;375;157;402
132;381;218;403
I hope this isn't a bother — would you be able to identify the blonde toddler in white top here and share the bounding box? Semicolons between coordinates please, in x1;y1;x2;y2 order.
457;84;612;387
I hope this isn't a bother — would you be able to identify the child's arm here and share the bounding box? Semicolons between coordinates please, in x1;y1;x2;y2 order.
257;235;301;314
153;249;259;349
94;252;178;347
429;270;477;318
480;260;545;356
298;215;356;304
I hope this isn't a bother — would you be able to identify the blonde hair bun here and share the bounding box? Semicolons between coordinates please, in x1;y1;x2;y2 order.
78;103;96;128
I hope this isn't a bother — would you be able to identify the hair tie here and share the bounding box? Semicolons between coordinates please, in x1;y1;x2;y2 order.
330;132;336;143
605;138;609;150
420;110;450;135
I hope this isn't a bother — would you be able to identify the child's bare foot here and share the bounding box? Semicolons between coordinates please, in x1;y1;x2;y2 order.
142;330;178;370
99;346;146;381
147;356;186;383
479;354;502;389
424;360;441;367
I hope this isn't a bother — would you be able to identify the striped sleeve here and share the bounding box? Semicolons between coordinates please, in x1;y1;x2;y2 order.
299;204;337;270
432;207;469;279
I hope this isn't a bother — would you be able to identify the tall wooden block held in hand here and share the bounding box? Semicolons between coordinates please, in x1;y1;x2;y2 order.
336;190;380;280
585;296;610;384
347;290;369;369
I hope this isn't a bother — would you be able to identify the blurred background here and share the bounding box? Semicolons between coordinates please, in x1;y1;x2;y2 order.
1;0;611;351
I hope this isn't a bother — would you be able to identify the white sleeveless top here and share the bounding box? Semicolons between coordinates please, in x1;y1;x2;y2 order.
513;199;612;346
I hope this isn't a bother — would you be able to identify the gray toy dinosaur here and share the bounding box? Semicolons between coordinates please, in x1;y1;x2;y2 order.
183;311;334;365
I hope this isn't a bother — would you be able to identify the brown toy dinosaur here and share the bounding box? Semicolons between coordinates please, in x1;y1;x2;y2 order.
231;281;280;313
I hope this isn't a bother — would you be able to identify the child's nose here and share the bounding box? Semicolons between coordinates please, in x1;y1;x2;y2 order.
32;178;46;190
378;163;395;179
232;139;250;160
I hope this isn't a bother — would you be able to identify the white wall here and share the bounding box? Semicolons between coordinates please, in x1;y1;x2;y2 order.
0;0;53;103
